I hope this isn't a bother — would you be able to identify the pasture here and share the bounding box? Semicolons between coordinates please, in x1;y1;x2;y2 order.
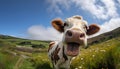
0;36;120;69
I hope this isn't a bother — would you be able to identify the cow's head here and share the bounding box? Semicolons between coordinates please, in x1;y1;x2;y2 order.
51;15;100;57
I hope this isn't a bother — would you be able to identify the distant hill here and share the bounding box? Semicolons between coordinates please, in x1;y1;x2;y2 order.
88;27;120;45
0;34;49;49
0;34;18;39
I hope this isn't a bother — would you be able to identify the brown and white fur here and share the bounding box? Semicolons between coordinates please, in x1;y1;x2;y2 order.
48;15;100;69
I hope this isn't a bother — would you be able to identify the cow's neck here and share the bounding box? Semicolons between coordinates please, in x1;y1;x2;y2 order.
60;41;73;61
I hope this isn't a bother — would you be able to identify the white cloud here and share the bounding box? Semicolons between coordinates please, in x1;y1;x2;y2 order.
47;0;119;19
73;0;119;19
89;17;120;38
101;0;118;18
47;0;62;14
47;0;72;14
118;0;120;4
101;18;120;32
27;25;62;41
72;0;107;19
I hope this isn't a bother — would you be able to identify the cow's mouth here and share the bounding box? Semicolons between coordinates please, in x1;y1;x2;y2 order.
66;42;80;57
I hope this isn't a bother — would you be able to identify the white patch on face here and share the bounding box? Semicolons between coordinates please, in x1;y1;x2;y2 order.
64;16;88;33
62;16;88;47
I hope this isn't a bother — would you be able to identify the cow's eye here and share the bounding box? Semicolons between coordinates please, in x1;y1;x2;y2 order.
64;23;69;27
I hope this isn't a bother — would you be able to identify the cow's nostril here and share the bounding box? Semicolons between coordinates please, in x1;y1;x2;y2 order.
80;33;85;38
66;30;72;37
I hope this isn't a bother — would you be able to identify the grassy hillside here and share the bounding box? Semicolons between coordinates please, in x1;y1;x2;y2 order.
88;27;120;45
30;37;120;69
0;33;120;69
0;35;49;69
71;37;120;69
0;34;49;48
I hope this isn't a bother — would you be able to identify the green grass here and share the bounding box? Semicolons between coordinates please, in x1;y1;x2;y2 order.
24;37;120;69
0;52;19;69
0;37;50;69
71;37;120;69
30;52;52;69
18;58;35;69
0;35;120;69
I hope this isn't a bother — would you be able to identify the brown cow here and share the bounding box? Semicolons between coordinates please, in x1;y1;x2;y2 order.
48;15;100;69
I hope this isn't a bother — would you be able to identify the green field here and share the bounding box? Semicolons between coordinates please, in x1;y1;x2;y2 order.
0;35;120;69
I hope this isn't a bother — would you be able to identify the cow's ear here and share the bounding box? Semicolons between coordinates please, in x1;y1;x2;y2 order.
87;24;100;35
51;18;64;33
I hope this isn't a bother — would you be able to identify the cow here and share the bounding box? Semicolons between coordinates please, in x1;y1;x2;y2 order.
48;15;100;69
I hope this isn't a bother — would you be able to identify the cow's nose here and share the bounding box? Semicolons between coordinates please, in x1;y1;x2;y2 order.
66;30;85;38
66;30;73;38
80;33;85;38
65;30;85;43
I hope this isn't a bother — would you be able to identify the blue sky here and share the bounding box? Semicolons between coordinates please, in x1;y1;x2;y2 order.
0;0;120;40
0;0;50;36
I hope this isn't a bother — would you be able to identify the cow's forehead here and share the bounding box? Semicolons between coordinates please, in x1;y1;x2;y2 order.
65;16;88;26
